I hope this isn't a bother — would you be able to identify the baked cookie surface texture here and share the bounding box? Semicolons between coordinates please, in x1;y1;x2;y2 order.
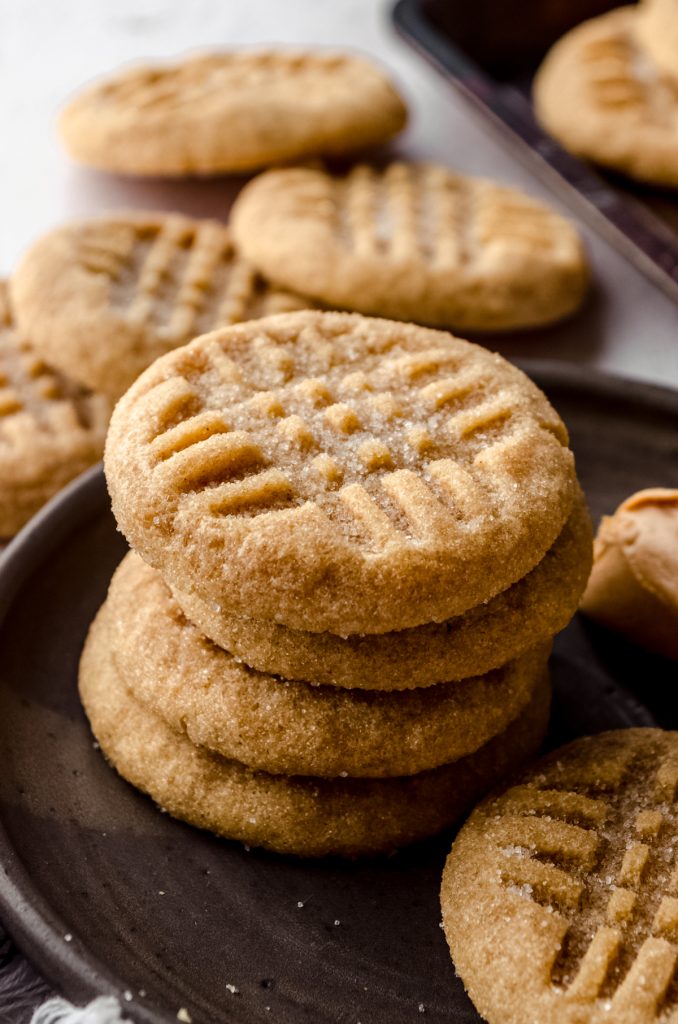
230;163;589;329
79;608;550;858
534;7;678;187
11;212;311;401
442;728;678;1024
59;50;407;176
172;488;592;688
0;281;110;537
104;310;577;634
98;550;551;778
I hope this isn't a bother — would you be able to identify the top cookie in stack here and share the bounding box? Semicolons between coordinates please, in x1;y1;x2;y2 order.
105;310;579;636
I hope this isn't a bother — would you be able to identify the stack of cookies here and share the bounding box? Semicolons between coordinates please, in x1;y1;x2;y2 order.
79;310;592;857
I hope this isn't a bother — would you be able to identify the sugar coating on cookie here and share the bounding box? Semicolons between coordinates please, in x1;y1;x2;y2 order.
10;213;312;401
534;8;678;187
98;550;551;777
636;0;678;84
442;728;678;1024
105;311;577;634
59;50;407;176
0;281;110;537
79;610;551;857
173;488;592;688
581;488;678;660
230;162;589;330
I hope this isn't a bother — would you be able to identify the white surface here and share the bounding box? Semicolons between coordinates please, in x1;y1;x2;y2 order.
1;0;677;385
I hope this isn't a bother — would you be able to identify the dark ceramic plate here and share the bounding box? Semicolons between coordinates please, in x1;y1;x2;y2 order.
1;362;677;1024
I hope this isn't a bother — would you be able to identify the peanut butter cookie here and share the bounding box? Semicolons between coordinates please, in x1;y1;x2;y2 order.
99;550;550;777
80;610;550;858
230;162;588;329
442;728;678;1024
11;213;311;401
105;311;577;634
59;50;407;176
535;8;678;187
0;281;110;537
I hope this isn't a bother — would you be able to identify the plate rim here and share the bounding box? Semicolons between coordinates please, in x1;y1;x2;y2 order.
1;360;678;1019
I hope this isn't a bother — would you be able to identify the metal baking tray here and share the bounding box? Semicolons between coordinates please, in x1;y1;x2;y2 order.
393;0;678;305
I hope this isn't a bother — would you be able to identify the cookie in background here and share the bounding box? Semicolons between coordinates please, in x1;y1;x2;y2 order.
0;281;110;539
636;0;678;83
230;162;589;330
58;50;407;177
534;6;678;188
10;212;313;402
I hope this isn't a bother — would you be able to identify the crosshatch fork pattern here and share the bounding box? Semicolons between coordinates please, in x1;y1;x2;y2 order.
579;11;678;124
494;732;678;1018
130;315;569;546
0;284;109;444
91;51;362;113
78;214;309;345
107;312;577;632
333;162;581;265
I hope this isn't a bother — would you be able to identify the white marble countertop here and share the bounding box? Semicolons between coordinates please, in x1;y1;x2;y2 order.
1;0;678;388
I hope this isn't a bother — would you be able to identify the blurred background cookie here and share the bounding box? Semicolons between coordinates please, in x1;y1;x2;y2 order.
580;487;678;659
534;7;678;188
59;49;407;176
0;281;110;538
11;212;313;401
231;162;589;330
636;0;678;84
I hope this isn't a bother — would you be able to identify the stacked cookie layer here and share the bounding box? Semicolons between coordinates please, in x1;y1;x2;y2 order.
81;310;592;857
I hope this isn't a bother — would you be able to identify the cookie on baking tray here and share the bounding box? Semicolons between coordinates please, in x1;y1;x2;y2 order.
10;212;312;401
0;281;110;537
230;162;589;330
79;606;550;858
104;310;577;636
173;488;591;688
636;0;678;84
99;550;551;778
59;49;407;176
581;488;678;660
534;7;678;187
441;728;678;1024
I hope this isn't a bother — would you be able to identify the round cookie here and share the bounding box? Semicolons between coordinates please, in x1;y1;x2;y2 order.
0;281;111;538
636;0;678;83
441;728;678;1024
534;8;678;188
104;311;577;635
229;162;589;330
59;50;407;176
99;551;550;778
79;618;550;858
580;488;678;660
11;213;312;401
173;488;592;688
